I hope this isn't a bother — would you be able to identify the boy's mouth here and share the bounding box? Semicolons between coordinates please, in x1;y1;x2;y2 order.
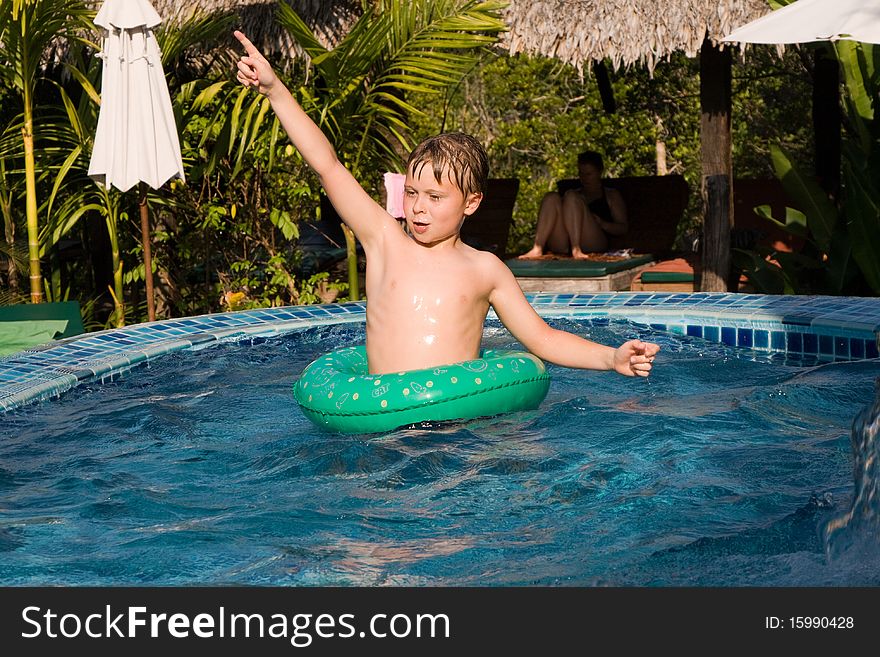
411;221;429;234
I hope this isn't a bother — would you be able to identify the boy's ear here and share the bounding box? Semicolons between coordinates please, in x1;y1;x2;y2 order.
463;192;483;216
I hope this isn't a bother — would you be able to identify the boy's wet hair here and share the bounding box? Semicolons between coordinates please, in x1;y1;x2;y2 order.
577;150;604;172
406;132;489;197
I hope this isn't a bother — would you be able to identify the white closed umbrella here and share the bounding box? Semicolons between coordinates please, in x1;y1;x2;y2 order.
721;0;880;45
88;0;185;321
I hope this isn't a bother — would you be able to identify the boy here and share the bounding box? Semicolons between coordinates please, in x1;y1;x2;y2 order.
234;31;658;376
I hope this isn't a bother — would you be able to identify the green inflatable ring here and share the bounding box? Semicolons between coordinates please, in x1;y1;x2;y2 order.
294;346;551;434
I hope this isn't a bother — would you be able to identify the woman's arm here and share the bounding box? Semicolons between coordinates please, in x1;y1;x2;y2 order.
598;187;628;236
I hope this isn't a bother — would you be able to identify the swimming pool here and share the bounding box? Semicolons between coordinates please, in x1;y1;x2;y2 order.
1;293;879;586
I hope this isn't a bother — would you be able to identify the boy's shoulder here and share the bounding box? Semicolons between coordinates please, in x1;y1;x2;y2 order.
455;238;501;261
459;242;512;281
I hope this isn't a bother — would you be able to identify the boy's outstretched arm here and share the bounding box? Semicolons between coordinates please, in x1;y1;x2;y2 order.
487;261;659;376
233;30;393;249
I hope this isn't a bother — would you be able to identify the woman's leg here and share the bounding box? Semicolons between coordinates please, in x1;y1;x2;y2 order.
519;192;570;257
562;190;607;258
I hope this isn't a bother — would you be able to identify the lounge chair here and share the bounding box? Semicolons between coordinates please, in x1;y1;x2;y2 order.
555;174;690;257
460;178;520;260
0;300;85;357
507;174;691;292
630;178;804;292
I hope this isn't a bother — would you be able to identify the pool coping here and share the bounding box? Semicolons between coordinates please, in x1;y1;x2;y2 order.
2;292;879;413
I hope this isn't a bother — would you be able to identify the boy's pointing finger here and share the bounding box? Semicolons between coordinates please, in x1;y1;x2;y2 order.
233;30;259;56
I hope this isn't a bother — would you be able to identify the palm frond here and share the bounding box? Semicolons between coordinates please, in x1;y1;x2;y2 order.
0;286;30;306
275;0;506;178
0;0;95;91
157;10;236;66
276;1;334;63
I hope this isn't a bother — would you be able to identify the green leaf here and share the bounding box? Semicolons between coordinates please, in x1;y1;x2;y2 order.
40;201;104;254
277;0;505;181
770;143;837;252
189;81;229;112
156;10;234;67
842;156;880;293
63;61;101;106
836;41;873;154
731;248;786;294
275;1;335;76
45;144;82;218
270;208;299;241
51;82;85;143
821;222;853;294
753;204;810;240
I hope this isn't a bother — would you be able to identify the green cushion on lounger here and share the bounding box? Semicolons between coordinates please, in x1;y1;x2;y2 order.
0;300;85;357
639;270;695;283
505;254;654;277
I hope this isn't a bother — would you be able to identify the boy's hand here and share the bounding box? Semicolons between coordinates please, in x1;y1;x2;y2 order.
613;339;659;377
234;30;278;96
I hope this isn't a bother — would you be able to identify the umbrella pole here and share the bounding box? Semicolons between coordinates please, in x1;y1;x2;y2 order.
139;183;156;321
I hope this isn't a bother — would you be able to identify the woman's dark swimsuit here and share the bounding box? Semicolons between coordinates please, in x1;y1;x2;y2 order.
577;186;614;226
587;189;613;224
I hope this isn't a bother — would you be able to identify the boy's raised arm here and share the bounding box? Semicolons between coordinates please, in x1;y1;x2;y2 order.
234;31;392;247
487;261;659;377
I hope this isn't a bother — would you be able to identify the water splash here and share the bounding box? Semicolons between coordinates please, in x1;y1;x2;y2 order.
823;377;880;567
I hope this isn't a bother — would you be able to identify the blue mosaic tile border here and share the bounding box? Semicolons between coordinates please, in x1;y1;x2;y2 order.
2;293;879;413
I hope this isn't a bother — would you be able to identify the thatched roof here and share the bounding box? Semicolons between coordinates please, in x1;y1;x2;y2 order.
501;0;775;73
150;1;776;73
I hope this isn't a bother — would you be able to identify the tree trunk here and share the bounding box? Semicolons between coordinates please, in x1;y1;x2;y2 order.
699;38;733;292
139;183;156;321
655;115;668;175
342;224;359;301
105;211;125;328
22;90;43;303
595;60;616;114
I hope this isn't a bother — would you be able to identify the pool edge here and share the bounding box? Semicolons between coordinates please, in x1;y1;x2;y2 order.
3;293;879;414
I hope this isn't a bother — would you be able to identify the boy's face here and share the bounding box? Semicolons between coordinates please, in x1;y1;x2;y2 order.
403;163;482;246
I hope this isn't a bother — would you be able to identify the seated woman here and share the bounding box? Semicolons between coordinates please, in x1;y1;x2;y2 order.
519;150;627;259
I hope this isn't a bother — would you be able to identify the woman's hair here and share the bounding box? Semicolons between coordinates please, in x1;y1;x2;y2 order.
577;150;604;172
406;132;490;197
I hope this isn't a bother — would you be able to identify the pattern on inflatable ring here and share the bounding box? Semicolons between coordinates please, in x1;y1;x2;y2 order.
294;346;551;434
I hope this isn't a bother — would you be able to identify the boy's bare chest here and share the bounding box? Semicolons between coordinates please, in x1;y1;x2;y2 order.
378;254;489;313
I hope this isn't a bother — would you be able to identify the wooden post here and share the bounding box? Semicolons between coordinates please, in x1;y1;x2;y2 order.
595;60;617;114
705;174;734;289
139;183;156;321
699;37;733;292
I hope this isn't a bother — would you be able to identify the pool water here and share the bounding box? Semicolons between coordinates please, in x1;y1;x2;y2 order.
2;318;879;586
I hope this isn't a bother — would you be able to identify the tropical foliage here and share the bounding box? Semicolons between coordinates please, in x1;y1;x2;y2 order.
0;0;863;339
735;40;880;295
411;46;814;254
0;0;94;302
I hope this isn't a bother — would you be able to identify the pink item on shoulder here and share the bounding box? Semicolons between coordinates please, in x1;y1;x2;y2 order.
384;172;406;219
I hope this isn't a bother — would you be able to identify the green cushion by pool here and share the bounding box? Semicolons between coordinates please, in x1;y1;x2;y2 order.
639;271;695;283
0;301;85;357
505;254;654;277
